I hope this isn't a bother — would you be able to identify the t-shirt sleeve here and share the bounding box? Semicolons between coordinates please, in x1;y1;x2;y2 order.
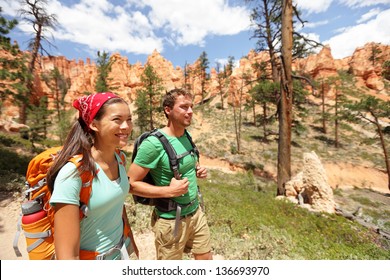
133;138;163;169
49;162;82;206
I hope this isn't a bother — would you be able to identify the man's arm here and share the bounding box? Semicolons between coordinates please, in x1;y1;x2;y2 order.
128;163;189;198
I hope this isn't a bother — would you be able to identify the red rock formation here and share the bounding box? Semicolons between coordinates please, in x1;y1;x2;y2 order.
295;45;338;80
0;43;389;124
349;42;389;92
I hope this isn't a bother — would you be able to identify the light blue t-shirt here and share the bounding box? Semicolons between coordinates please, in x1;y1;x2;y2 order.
50;152;129;258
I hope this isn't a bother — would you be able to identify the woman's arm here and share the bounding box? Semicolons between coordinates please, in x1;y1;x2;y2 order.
53;203;80;260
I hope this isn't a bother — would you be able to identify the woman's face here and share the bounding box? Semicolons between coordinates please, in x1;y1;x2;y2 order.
91;102;132;148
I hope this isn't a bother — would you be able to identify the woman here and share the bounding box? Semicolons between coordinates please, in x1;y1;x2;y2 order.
47;92;133;260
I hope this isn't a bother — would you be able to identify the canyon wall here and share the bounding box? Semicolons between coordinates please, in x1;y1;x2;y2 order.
1;42;389;122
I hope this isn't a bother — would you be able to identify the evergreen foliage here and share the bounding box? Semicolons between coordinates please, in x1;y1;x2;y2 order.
41;67;71;143
345;95;390;189
0;8;30;117
95;50;115;92
135;90;149;133
135;64;163;132
18;0;58;124
197;51;209;105
26;95;52;151
382;60;390;81
369;44;382;66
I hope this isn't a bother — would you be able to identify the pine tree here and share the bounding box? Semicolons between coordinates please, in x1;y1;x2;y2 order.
41;67;70;143
18;0;58;124
27;95;52;151
247;0;321;195
250;80;278;140
95;50;115;92
135;64;163;131
135;90;149;133
345;96;390;190
0;8;30;119
369;44;382;66
197;51;209;105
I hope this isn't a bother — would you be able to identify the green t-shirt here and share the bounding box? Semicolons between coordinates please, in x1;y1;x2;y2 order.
134;129;199;218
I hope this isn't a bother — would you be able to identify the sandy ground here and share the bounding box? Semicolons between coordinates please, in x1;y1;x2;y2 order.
0;159;388;260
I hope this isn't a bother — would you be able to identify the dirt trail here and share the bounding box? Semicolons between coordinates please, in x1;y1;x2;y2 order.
200;154;389;194
0;192;27;260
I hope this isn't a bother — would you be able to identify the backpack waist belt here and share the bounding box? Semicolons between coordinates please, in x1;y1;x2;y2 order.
156;197;199;238
95;235;129;260
155;196;198;214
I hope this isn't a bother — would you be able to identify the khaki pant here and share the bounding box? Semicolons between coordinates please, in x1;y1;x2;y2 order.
151;207;211;260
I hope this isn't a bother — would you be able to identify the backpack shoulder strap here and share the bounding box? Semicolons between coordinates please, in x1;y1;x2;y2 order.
115;148;126;167
131;129;158;163
184;129;199;159
151;130;181;179
68;155;94;219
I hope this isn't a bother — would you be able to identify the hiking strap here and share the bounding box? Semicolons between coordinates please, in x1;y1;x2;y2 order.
151;130;181;179
95;235;129;260
176;149;195;160
25;230;52;252
174;205;182;237
184;130;199;160
13;214;23;257
172;197;199;237
13;213;52;255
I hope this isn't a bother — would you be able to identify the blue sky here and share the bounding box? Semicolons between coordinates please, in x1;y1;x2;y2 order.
1;0;389;68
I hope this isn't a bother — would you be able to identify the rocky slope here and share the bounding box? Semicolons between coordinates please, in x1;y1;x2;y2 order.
1;42;389;123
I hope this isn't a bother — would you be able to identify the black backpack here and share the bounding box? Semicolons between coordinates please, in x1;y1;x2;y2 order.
131;129;199;212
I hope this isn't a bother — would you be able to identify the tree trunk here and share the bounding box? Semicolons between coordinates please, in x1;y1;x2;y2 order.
277;0;293;196
372;113;390;190
322;82;327;134
253;103;256;126
149;90;154;130
263;102;267;140
335;90;339;148
233;99;240;153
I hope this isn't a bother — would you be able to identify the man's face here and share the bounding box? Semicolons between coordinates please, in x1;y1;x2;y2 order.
167;95;193;127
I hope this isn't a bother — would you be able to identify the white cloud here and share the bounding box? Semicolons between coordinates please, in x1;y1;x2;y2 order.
0;0;20;16
1;0;251;56
10;0;163;55
295;0;333;14
357;8;381;23
214;58;239;69
324;8;390;58
301;20;329;29
144;0;251;46
339;0;390;8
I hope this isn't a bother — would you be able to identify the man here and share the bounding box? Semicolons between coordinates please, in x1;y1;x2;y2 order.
128;88;213;260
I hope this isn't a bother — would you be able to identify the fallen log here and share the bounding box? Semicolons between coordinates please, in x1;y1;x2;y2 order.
335;206;390;240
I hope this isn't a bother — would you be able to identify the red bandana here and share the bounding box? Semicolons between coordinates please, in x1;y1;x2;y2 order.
73;92;119;128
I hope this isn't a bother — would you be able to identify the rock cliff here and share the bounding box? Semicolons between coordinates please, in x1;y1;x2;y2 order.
1;42;389;122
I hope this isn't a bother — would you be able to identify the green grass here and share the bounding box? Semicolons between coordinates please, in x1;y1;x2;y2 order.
0;133;32;192
200;170;390;260
349;195;384;207
124;168;389;260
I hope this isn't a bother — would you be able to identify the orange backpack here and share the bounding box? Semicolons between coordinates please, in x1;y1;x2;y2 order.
13;146;138;260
